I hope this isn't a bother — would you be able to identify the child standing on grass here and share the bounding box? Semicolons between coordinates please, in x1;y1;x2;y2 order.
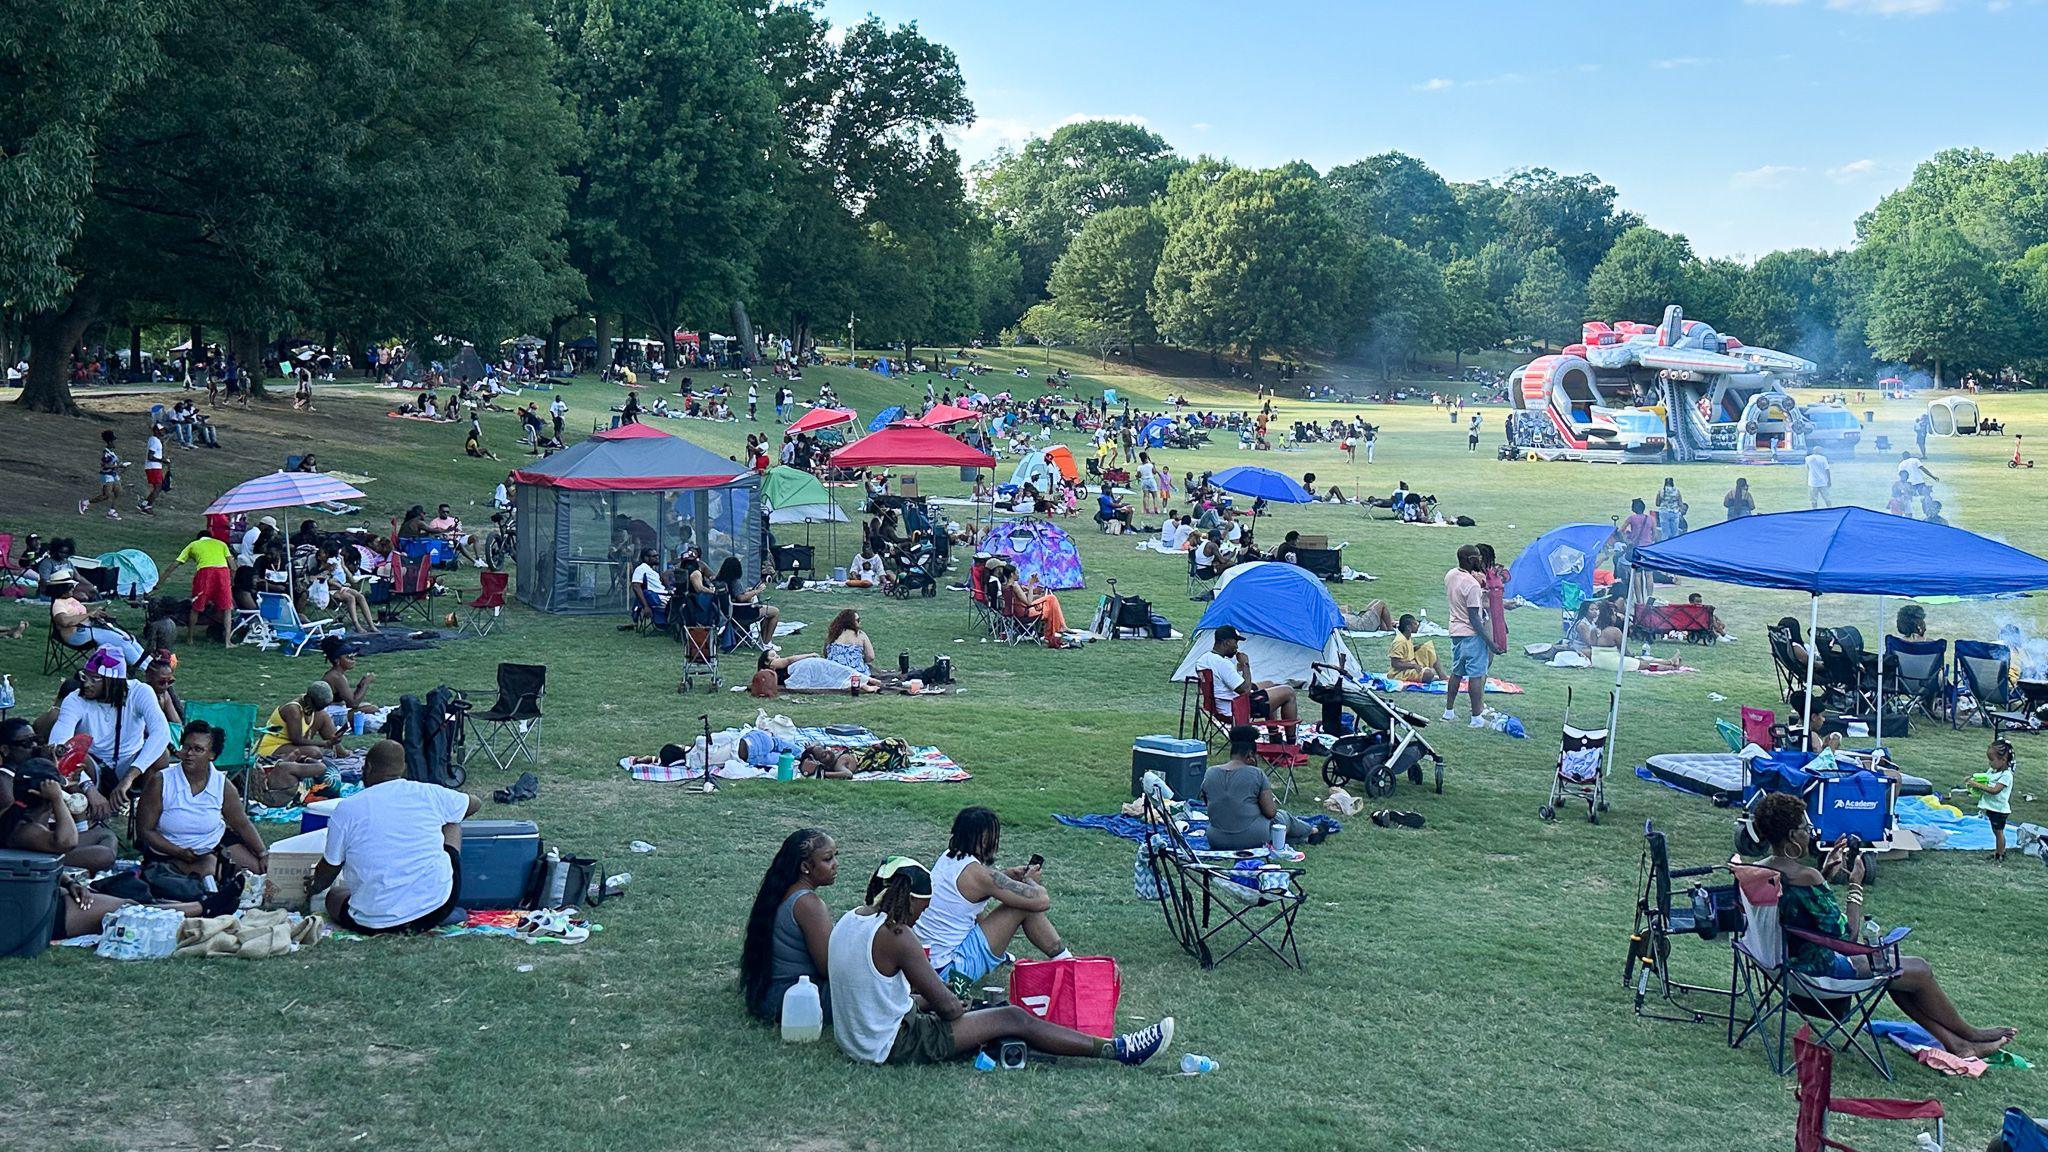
1968;738;2015;861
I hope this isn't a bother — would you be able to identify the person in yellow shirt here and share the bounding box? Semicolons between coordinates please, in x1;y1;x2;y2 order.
158;524;237;642
1388;614;1443;684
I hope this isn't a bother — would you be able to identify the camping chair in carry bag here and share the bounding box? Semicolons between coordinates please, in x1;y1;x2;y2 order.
385;687;466;789
1625;821;1740;1025
1139;784;1305;970
1791;1026;1943;1152
1728;865;1910;1080
462;663;545;772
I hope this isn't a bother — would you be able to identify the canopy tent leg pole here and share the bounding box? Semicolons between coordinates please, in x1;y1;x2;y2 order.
1803;594;1821;742
1603;577;1638;779
1874;594;1885;747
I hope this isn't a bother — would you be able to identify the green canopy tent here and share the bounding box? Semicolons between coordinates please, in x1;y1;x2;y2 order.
762;465;847;573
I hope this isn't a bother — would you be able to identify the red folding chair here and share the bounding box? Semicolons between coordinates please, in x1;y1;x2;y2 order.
381;552;437;622
1187;668;1310;797
1792;1025;1943;1152
464;571;509;637
0;532;19;580
1741;706;1777;750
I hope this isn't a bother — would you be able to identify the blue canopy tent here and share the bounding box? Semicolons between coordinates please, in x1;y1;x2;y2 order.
1505;523;1614;609
867;406;905;433
1620;507;2048;771
1170;561;1357;687
1140;416;1172;448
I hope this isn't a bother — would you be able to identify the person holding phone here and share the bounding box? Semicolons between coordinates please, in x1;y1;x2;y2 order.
916;807;1071;985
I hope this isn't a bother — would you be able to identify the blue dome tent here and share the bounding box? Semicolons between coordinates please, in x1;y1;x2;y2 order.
1505;523;1615;609
1170;561;1357;687
867;406;905;433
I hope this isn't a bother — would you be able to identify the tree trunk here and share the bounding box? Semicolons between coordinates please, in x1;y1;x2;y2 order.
230;327;269;398
730;299;758;366
128;325;143;383
545;316;563;374
596;313;613;372
18;292;101;414
792;317;810;361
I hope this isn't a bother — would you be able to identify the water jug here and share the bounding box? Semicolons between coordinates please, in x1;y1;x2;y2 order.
780;975;823;1042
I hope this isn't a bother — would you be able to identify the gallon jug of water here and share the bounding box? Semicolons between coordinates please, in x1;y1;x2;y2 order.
781;975;823;1042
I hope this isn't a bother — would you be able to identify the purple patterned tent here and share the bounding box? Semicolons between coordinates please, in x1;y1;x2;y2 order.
986;517;1084;591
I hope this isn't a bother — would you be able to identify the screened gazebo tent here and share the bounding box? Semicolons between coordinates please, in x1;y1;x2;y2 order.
511;423;761;614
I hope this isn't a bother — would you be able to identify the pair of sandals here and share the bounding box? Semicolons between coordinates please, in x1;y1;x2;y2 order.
1370;810;1425;830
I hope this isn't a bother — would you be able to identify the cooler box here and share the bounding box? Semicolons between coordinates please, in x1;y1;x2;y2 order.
1131;735;1207;799
300;798;342;834
264;828;328;913
458;819;541;909
0;850;62;959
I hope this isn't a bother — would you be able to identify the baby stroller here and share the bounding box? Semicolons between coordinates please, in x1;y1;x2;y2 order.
1307;664;1445;798
1541;687;1611;823
885;543;943;599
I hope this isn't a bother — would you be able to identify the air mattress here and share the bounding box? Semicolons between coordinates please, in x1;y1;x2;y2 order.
1642;752;1930;804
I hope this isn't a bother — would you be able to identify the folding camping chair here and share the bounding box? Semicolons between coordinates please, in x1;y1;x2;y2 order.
718;593;770;656
994;583;1047;647
462;663;545;771
1791;1026;1943;1152
183;700;261;799
1139;785;1306;970
0;533;20;581
1816;626;1877;714
255;592;340;656
1626;821;1740;1025
1187;548;1218;602
770;542;814;581
1882;636;1947;724
1728;864;1912;1080
1185;668;1308;800
1953;639;2027;731
1768;623;1809;705
462;571;509;637
380;553;438;623
1996;1110;2048;1152
1741;706;1778;751
44;626;95;677
631;580;669;636
966;561;997;634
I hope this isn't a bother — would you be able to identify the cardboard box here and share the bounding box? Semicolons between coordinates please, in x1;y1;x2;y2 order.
898;475;919;498
264;828;328;913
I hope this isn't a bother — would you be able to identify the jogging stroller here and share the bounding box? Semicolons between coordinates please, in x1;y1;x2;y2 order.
1308;666;1444;798
885;542;943;599
1541;687;1610;823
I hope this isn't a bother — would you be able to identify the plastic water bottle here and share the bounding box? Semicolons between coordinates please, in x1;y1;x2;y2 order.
1916;1132;1944;1152
0;674;14;711
776;752;795;782
1180;1053;1219;1075
1268;820;1288;852
544;848;567;907
780;975;823;1042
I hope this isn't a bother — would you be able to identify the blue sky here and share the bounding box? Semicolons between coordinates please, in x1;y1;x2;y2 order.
821;0;2048;260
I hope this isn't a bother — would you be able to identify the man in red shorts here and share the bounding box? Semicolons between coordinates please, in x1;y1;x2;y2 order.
158;524;237;641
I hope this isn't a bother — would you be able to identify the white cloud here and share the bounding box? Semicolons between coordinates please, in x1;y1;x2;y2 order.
1731;164;1805;189
1190;122;1211;132
1987;0;2011;10
1651;56;1713;69
1828;158;1878;182
1054;113;1149;129
1825;0;1953;12
1415;77;1454;92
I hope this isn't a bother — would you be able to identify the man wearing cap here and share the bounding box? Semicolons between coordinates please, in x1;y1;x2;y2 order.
1194;625;1299;736
159;523;237;642
46;569;143;665
48;647;172;806
240;516;279;565
827;856;1175;1068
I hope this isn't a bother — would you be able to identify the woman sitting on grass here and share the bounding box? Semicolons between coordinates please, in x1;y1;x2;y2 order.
824;609;876;676
252;682;343;804
136;721;269;882
826;857;1174;1068
1750;791;2015;1059
1575;600;1625;651
740;828;838;1025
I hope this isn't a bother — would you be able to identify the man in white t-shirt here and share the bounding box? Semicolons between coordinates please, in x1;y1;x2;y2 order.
1897;451;1939;514
629;548;669;617
1192;625;1298;735
141;425;167;515
1805;450;1831;508
312;741;479;934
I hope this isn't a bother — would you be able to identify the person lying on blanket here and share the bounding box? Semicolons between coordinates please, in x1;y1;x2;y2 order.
1195;626;1299;738
1204;725;1328;849
311;740;480;936
1341;599;1394;634
828;856;1173;1068
756;651;887;694
1388;614;1442;684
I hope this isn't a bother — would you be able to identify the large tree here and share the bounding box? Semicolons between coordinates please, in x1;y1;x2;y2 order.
1586;226;1695;322
1507;246;1587;350
975;119;1182;300
1045;204;1166;356
1469;168;1639;281
1438;258;1507;368
1349;236;1445;381
1150;166;1350;373
1864;226;2017;385
1323;152;1467;261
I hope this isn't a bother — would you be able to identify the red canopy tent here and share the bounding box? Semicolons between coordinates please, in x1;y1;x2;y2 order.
786;407;856;435
830;425;994;468
911;402;979;427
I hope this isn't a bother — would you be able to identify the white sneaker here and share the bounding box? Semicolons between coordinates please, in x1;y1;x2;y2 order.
1441;709;1457;722
1468;715;1488;728
79;498;90;516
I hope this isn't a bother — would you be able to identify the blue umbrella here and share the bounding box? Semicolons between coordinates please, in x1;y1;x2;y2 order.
1211;466;1313;504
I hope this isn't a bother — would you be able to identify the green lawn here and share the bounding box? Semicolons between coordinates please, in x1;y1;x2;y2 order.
2;363;2042;1152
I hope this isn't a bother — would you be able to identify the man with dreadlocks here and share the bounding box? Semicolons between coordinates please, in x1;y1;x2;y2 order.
827;856;1175;1067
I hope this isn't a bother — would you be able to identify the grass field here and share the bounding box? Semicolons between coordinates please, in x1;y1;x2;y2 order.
2;356;2043;1152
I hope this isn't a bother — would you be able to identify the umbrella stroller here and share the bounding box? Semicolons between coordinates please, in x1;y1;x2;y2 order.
1541;687;1611;823
1307;665;1444;798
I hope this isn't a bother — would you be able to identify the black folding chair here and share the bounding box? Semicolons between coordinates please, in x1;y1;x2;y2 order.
45;627;94;677
1882;636;1947;723
1139;788;1305;970
463;663;546;771
1186;548;1217;602
1626;821;1740;1025
1766;624;1807;705
1815;626;1875;714
1953;639;2025;731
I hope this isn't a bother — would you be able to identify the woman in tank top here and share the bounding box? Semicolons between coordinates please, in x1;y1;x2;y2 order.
135;721;268;879
739;829;838;1024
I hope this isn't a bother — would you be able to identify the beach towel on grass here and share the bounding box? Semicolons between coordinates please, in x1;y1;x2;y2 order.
326;909;601;944
620;722;969;783
1356;671;1523;696
1054;804;1340;852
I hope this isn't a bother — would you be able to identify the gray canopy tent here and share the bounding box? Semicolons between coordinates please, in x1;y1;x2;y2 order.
510;422;761;614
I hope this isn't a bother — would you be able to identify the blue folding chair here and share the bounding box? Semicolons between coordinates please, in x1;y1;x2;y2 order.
2001;1109;2048;1152
257;592;340;656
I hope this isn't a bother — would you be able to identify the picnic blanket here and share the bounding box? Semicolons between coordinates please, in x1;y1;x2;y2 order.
1896;794;1998;851
1053;804;1341;853
1355;671;1523;696
348;624;444;656
326;909;601;944
621;722;969;783
1345;621;1448;640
